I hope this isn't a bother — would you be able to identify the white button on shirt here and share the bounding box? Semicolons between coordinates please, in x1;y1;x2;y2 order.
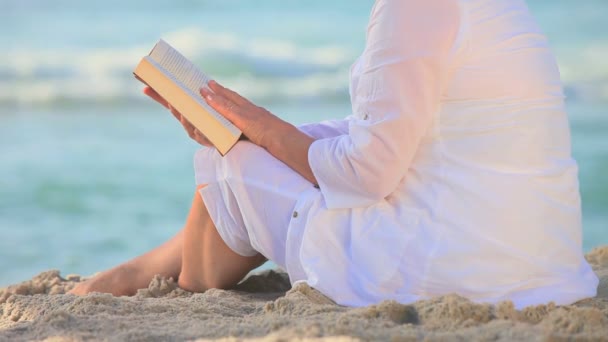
195;0;598;310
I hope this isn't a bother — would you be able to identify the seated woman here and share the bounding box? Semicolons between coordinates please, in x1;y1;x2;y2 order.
70;0;598;309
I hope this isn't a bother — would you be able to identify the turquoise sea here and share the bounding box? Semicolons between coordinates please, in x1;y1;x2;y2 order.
1;1;607;287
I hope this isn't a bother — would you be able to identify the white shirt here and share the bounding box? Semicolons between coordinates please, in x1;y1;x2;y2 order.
288;0;598;309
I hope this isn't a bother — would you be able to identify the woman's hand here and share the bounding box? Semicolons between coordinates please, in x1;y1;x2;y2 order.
144;81;282;149
200;80;282;149
201;80;317;185
143;81;318;185
143;87;213;147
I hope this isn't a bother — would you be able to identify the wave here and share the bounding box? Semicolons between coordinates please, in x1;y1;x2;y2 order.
0;27;356;107
1;27;607;107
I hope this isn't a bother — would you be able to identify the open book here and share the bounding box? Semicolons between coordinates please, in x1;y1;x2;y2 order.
134;39;242;156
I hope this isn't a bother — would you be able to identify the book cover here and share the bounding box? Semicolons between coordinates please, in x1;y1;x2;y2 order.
134;39;242;156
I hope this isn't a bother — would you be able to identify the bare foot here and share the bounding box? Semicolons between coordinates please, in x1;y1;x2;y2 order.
68;265;139;296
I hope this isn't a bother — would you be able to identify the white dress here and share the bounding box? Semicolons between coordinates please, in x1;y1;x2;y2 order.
194;0;598;309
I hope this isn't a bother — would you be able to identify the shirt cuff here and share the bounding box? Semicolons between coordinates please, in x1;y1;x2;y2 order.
308;135;379;210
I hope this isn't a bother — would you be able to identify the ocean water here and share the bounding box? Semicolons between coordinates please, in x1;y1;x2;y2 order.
0;0;606;287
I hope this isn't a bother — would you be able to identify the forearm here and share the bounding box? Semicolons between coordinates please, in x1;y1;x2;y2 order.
264;119;318;186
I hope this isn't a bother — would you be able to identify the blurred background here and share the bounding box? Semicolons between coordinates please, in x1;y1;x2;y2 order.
0;0;606;287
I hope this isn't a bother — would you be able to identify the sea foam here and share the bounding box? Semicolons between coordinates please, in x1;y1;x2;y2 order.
0;28;356;107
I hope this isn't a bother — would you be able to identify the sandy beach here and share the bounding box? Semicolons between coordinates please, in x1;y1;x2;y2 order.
1;246;606;341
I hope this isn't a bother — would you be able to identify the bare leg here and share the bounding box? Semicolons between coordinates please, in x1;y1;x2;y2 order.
69;187;266;296
178;185;267;292
69;228;184;296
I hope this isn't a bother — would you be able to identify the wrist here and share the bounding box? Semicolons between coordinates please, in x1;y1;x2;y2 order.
262;116;294;153
261;118;317;185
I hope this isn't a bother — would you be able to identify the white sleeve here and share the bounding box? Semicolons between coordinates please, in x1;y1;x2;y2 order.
297;118;351;140
308;0;461;209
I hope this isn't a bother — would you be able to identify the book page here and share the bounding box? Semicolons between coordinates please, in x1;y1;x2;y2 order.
149;40;241;136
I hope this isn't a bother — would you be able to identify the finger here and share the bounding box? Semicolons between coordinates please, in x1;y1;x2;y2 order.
206;80;250;106
193;129;213;147
179;114;197;139
169;104;207;144
143;87;170;109
201;90;241;124
168;105;181;121
200;88;240;120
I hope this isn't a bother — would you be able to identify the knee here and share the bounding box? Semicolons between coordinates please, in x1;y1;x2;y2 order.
193;148;221;186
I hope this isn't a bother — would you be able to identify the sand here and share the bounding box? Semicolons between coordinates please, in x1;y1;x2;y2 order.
1;247;607;341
